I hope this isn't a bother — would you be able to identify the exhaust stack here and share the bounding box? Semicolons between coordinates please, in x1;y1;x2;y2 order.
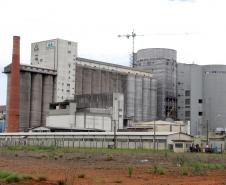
7;36;20;132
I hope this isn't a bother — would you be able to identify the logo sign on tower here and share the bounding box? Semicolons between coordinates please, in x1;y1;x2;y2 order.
47;41;55;49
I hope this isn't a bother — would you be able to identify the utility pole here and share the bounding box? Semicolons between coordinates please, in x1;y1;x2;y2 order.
118;29;143;67
153;119;156;151
206;120;209;145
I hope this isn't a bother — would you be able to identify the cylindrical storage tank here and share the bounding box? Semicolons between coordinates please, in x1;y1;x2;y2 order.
142;77;151;121
135;76;143;121
101;71;108;93
92;69;101;94
136;48;176;63
30;73;43;128
19;72;31;131
150;79;157;120
41;75;53;126
126;75;135;119
83;68;92;94
202;65;226;132
75;65;83;95
135;48;177;120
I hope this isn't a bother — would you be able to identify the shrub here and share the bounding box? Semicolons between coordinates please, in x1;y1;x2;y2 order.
5;174;22;183
153;165;165;175
37;175;47;181
128;166;133;177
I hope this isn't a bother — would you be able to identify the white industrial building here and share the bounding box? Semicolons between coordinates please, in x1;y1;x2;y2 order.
46;93;124;131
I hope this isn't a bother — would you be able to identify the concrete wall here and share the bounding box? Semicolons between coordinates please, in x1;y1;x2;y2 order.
177;63;203;135
203;65;226;132
46;113;112;131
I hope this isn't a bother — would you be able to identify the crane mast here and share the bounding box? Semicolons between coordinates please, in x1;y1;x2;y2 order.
118;30;143;67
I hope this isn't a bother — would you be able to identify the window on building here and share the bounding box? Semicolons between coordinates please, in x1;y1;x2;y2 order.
67;83;70;87
198;112;203;116
185;90;190;96
185;99;190;105
185;111;190;117
175;143;183;148
68;41;71;45
68;50;71;54
198;99;203;103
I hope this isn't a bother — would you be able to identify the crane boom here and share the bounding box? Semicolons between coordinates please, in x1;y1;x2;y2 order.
118;29;143;67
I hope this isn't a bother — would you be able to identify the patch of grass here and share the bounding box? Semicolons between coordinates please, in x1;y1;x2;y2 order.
180;166;189;176
177;160;225;176
0;171;12;179
5;174;22;183
37;175;47;181
78;174;85;178
22;174;33;180
153;165;165;175
0;145;172;156
128;165;133;177
0;170;32;183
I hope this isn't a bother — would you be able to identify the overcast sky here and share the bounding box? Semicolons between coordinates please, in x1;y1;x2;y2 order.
1;0;226;105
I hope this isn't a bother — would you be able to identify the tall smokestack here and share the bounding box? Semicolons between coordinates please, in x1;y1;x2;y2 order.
7;36;20;132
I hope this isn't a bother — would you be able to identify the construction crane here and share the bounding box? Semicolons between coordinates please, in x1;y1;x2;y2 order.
118;30;197;67
118;30;144;67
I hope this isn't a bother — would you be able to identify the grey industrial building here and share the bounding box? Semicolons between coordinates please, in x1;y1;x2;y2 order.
4;37;226;135
177;63;226;135
4;38;157;132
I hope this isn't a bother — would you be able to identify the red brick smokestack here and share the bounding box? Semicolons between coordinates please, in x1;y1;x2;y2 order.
7;36;20;132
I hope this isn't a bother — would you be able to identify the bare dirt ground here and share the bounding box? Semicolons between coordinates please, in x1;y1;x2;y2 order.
0;149;226;185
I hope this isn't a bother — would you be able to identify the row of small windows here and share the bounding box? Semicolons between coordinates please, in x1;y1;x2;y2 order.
185;111;202;117
205;71;226;74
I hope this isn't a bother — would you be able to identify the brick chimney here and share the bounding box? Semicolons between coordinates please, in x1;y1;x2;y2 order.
7;36;20;132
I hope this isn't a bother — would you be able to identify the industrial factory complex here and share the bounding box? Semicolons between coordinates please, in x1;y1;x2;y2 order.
2;36;226;138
